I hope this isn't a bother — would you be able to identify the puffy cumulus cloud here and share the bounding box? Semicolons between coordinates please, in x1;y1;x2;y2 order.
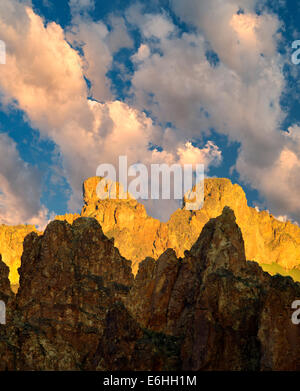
67;14;133;102
67;20;113;102
126;5;175;40
2;0;299;225
171;0;280;77
131;44;151;63
141;14;175;40
230;13;259;43
130;28;284;158
177;141;222;167
0;133;48;229
0;3;101;212
127;1;300;222
0;2;174;217
236;146;300;220
0;1;156;215
106;16;134;54
0;4;90;132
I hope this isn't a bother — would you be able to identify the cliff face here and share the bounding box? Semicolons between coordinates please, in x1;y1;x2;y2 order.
1;217;134;370
80;177;164;274
126;207;300;370
0;209;299;370
80;177;300;279
1;176;300;289
0;225;39;289
0;217;181;371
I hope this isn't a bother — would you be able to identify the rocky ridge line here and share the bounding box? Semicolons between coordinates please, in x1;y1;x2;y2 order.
2;176;300;288
77;177;300;279
0;208;299;370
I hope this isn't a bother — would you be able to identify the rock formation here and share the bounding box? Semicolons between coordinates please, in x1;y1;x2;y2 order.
0;255;15;370
0;208;299;370
1;176;300;290
1;217;134;370
0;225;38;290
79;177;300;280
125;207;300;370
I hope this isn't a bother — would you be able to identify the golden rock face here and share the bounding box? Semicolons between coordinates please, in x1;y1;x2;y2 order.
80;177;300;279
1;176;300;287
0;225;38;288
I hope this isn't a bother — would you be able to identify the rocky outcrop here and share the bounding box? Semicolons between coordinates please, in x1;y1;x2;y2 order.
0;225;38;289
0;209;299;371
0;255;13;299
0;256;15;370
91;302;181;371
2;177;300;290
80;177;300;280
80;177;164;273
1;218;134;370
125;207;300;371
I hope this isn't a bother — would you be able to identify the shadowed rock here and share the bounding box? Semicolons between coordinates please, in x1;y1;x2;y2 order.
0;208;299;370
126;207;300;370
4;218;134;370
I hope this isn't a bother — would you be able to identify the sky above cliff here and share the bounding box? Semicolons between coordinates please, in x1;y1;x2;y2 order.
0;0;300;227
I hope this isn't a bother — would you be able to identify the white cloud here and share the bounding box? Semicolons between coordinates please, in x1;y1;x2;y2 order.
126;4;175;40
0;133;48;229
131;44;150;63
127;1;300;222
67;19;113;102
106;16;134;54
1;0;300;226
177;141;222;167
142;14;175;39
0;1;173;218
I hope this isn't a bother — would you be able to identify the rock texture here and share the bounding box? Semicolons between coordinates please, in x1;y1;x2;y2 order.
125;207;300;371
0;217;135;370
79;177;300;279
80;177;164;274
2;177;300;290
0;225;38;289
0;209;299;371
0;255;15;370
0;216;182;371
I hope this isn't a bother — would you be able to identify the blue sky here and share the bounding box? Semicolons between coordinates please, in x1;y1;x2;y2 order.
0;0;300;226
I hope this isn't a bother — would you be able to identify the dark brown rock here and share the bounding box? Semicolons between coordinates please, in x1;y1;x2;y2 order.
126;207;300;370
4;218;134;370
0;208;299;371
0;255;16;370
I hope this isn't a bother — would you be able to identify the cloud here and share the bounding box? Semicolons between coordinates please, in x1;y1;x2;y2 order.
0;133;48;229
177;141;222;167
67;19;113;102
0;1;169;217
1;0;300;226
126;5;175;40
125;1;300;222
0;1;222;222
106;16;134;54
69;0;95;17
132;44;151;63
0;5;89;131
236;126;300;220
